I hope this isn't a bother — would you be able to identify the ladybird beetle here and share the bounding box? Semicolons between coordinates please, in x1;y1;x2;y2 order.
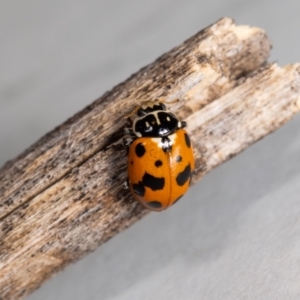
124;101;195;211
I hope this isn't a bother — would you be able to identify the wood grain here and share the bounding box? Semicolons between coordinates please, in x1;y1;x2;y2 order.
1;18;299;299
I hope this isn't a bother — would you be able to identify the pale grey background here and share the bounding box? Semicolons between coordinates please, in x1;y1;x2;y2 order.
1;1;300;299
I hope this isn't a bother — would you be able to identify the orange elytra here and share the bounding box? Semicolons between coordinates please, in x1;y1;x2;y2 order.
124;100;194;211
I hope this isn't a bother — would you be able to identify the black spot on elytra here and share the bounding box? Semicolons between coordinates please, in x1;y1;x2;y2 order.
132;182;145;197
173;195;183;205
135;143;145;157
176;164;191;186
184;133;191;148
155;160;163;167
176;155;182;162
146;201;162;209
143;172;165;191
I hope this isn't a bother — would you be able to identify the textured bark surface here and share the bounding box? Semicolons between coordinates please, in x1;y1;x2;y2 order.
1;18;299;299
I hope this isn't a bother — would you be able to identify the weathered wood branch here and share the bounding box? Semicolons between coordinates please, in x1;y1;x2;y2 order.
0;18;299;299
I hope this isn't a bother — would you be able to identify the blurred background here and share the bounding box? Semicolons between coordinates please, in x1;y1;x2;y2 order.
1;1;300;299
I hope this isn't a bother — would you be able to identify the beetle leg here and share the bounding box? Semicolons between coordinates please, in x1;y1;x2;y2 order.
123;127;135;136
123;137;134;147
123;178;129;189
181;121;187;128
